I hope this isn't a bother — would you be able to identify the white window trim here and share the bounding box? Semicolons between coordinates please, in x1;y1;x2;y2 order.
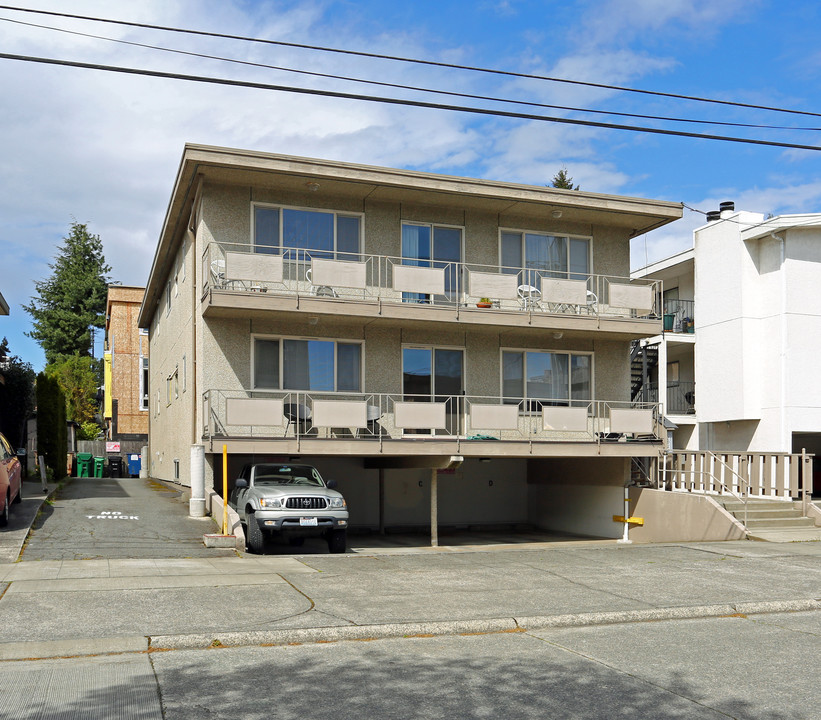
400;344;466;399
250;202;365;256
498;227;593;275
499;346;595;406
252;333;365;392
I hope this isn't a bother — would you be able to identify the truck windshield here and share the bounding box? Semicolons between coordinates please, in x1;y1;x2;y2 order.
252;465;324;486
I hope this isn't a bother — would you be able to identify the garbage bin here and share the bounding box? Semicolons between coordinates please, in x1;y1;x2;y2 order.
108;456;124;478
93;457;105;478
663;313;674;332
127;454;141;478
76;452;92;478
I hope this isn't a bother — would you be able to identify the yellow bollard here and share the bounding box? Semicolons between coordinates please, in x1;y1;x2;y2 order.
222;444;228;535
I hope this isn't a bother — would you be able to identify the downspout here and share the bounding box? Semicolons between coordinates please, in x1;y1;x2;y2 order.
189;176;204;447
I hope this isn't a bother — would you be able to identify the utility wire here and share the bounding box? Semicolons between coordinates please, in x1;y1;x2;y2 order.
2;51;820;153
3;15;819;133
2;4;821;120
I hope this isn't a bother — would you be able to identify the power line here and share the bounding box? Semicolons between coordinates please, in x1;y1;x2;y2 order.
2;51;820;153
2;4;821;120
3;14;819;133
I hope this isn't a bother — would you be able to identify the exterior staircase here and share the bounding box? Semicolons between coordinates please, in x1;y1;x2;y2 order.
714;497;821;542
630;340;658;403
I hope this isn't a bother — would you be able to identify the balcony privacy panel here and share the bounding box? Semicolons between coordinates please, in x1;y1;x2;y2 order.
312;400;368;428
610;408;654;433
542;406;588;431
468;271;519;300
540;278;587;305
394;402;447;429
226;252;283;283
608;283;654;313
392;265;445;295
469;404;519;430
226;398;284;426
311;258;367;289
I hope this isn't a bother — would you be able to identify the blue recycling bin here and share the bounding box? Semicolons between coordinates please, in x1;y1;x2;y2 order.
127;454;141;477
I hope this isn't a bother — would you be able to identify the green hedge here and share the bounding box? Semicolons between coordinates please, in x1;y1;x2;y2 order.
36;372;67;479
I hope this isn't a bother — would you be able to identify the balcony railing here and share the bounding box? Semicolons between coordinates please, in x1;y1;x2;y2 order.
647;381;695;415
201;242;662;320
663;299;694;333
202;389;662;445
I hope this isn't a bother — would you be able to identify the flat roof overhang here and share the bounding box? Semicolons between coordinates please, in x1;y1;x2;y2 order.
139;144;683;327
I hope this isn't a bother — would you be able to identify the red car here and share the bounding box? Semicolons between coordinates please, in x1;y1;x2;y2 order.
0;432;23;527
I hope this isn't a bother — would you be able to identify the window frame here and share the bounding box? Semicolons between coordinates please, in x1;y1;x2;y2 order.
400;344;466;400
252;334;364;393
500;346;594;409
498;227;593;279
251;202;364;259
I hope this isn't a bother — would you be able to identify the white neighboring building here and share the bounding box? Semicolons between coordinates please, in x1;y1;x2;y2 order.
633;207;821;463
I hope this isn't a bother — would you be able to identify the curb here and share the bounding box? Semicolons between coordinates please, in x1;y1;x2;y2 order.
3;599;818;661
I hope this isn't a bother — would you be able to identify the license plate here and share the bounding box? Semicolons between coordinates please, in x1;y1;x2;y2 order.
299;517;318;527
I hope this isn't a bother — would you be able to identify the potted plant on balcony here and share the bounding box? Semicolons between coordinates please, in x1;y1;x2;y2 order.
477;297;493;308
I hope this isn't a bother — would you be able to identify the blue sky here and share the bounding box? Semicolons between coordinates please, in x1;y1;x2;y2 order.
2;0;821;370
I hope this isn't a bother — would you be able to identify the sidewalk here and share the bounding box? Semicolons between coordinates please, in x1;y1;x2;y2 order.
1;538;819;661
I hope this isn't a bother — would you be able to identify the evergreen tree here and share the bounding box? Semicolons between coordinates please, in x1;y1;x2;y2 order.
0;338;36;448
551;168;580;190
24;221;111;365
36;372;67;479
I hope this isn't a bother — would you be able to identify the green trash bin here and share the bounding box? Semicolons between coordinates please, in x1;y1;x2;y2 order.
93;457;105;478
76;452;92;478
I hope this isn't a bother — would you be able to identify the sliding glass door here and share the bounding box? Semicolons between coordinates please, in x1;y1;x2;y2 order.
402;347;463;435
401;223;462;304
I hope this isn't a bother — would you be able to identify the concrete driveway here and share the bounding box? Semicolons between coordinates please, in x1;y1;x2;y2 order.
20;476;236;561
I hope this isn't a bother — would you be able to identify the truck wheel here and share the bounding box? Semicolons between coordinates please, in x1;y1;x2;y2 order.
327;529;347;554
246;511;267;554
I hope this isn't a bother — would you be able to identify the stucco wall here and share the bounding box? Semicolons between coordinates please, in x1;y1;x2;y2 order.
526;457;628;538
628;488;745;542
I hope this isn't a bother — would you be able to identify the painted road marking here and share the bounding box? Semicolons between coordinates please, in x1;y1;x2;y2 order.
86;511;140;520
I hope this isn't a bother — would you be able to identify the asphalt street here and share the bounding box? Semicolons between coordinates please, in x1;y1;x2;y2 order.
2;611;818;720
0;476;819;719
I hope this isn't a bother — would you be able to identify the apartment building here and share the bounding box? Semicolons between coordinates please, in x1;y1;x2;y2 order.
104;285;149;443
138;144;682;540
632;207;821;460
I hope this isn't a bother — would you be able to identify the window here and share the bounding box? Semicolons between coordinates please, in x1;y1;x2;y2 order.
401;223;462;303
502;350;591;407
253;337;362;392
402;346;464;435
165;281;172;315
140;357;149;411
253;205;361;260
501;231;590;286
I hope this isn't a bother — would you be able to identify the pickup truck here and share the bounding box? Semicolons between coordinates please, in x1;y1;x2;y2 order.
230;462;348;553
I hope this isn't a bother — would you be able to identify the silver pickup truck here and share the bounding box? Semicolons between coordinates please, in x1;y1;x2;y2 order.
230;462;348;553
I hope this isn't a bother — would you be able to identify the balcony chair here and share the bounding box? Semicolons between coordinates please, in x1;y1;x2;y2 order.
283;403;313;436
517;284;542;310
305;269;338;298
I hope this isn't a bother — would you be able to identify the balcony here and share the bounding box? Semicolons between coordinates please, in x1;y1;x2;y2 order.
663;299;695;334
646;381;695;415
202;389;662;457
201;243;662;336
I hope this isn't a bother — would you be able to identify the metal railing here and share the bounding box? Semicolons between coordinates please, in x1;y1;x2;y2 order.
201;242;662;320
663;298;695;333
646;381;695;414
202;389;662;446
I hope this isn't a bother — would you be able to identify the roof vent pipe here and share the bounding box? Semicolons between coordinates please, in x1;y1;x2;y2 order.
706;210;721;222
719;201;735;215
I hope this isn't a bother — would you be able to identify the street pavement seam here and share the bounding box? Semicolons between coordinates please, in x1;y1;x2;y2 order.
2;599;818;662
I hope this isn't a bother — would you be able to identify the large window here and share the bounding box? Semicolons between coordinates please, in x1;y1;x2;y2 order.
253;205;361;260
254;337;362;392
402;346;464;435
140;357;149;411
501;231;590;286
401;223;462;303
502;350;591;407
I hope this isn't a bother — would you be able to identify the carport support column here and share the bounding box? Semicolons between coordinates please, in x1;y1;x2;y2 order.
189;444;206;518
430;468;438;547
